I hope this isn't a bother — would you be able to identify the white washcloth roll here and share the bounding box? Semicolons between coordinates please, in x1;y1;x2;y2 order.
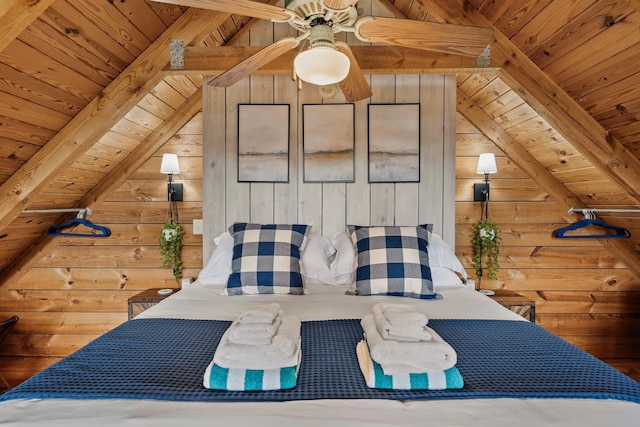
372;303;428;327
214;315;301;370
238;303;282;324
373;311;432;342
361;314;457;375
227;315;283;345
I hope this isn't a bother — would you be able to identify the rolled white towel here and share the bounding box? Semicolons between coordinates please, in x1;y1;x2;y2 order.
238;303;282;324
372;303;428;327
373;311;432;342
361;314;457;375
214;315;301;370
227;315;283;345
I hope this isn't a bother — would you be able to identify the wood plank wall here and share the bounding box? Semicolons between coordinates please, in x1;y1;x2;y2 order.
0;115;205;385
455;112;640;366
202;73;456;260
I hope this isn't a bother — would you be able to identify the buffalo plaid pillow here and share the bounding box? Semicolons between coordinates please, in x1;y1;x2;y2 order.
225;223;311;295
348;224;441;300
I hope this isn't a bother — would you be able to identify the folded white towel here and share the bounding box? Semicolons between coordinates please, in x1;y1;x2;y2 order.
361;314;457;375
204;345;301;391
372;303;428;327
227;315;283;345
238;303;282;324
356;340;463;390
214;315;301;370
373;311;432;342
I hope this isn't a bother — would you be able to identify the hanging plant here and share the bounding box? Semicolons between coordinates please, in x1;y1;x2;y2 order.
471;219;502;280
160;218;184;280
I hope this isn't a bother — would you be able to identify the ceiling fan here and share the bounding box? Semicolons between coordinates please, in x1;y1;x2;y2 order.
152;0;493;102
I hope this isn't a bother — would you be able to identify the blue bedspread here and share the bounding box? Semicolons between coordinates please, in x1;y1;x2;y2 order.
2;318;640;403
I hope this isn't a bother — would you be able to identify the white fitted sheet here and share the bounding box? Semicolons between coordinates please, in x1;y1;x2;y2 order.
136;282;525;322
1;283;638;427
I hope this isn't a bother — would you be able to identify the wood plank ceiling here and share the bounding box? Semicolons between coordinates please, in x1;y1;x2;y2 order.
0;0;640;289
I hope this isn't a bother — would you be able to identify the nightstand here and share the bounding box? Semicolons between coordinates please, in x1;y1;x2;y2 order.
486;290;536;322
128;288;179;319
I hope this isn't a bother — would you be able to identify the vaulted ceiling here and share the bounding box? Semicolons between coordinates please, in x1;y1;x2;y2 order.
1;0;639;289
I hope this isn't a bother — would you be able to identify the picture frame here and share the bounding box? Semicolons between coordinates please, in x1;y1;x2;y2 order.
302;104;355;183
368;104;420;183
237;104;290;182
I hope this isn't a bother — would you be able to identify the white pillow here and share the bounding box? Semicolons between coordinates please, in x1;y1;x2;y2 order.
198;231;339;288
301;234;337;285
431;266;464;288
330;231;356;286
196;232;233;287
428;232;468;279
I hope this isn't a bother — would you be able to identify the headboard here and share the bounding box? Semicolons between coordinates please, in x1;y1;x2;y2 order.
201;74;456;261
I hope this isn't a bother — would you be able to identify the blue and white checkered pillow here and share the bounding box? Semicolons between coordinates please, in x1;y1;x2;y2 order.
225;223;311;295
348;225;441;299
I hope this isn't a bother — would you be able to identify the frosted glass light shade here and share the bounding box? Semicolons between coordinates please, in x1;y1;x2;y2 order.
476;153;497;175
294;46;350;86
160;153;180;175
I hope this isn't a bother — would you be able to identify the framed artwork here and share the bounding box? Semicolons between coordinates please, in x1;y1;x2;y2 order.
302;104;355;183
237;104;290;182
368;104;420;183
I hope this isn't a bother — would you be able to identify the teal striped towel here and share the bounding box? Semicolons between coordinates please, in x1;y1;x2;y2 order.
203;348;301;391
356;341;464;390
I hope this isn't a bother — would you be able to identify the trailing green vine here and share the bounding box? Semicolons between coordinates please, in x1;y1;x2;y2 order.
160;218;184;280
472;219;502;280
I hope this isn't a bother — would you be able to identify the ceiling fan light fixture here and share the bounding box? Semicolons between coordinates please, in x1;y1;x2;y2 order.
294;45;350;86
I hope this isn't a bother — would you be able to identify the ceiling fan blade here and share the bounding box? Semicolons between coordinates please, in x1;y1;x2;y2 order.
207;37;298;87
357;17;493;57
150;0;291;21
335;42;372;103
323;0;359;9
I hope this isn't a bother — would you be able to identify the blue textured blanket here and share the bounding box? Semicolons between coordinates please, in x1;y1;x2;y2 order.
2;318;640;403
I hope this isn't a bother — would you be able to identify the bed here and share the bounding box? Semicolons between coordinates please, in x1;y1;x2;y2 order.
1;224;639;426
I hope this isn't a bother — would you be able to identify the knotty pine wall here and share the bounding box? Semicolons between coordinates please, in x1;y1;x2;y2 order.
0;116;205;385
2;87;639;385
456;112;640;366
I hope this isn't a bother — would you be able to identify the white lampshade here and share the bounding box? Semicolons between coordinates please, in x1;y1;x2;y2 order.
294;46;350;86
476;153;498;175
160;153;180;175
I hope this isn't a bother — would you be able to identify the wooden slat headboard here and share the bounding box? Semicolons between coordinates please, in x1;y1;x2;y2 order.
201;74;456;261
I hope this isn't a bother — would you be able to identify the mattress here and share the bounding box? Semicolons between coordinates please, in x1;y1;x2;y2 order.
1;283;638;427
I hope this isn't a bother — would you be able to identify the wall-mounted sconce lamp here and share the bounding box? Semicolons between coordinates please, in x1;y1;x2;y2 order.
160;153;183;212
474;153;498;218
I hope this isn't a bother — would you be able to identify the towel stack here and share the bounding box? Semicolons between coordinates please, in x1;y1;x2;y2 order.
203;303;302;391
358;303;463;390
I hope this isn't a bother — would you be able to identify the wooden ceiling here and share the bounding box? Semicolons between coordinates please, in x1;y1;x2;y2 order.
0;0;640;286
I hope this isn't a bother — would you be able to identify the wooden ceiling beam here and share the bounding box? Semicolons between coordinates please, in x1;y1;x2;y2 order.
0;8;228;234
166;45;496;75
0;0;56;53
457;89;640;277
416;0;640;206
374;0;412;19
0;87;203;294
